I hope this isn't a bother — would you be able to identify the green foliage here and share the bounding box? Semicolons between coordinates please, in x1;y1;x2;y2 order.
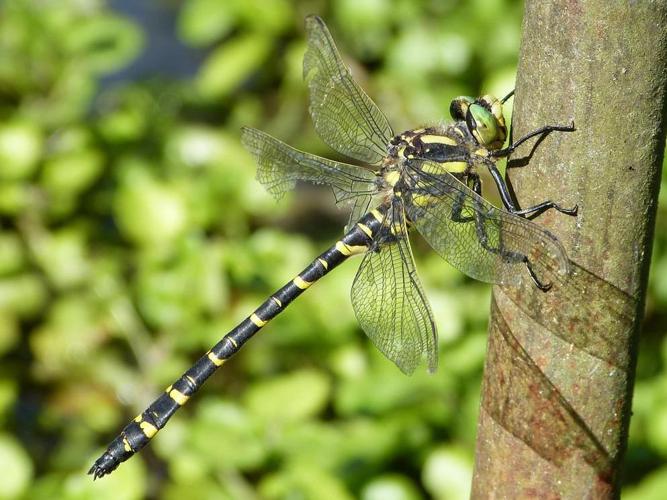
0;0;664;498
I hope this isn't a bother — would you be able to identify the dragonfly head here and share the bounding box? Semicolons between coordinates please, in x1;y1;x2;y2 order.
450;95;508;150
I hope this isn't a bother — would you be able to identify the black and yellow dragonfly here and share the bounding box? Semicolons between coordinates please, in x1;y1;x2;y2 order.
89;15;576;479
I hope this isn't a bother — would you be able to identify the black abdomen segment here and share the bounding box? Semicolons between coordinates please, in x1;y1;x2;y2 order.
88;208;386;479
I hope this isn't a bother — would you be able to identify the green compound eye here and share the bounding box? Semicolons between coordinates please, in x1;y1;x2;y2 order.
449;96;475;121
466;99;507;149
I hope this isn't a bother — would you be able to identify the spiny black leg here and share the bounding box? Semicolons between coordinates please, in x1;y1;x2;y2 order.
485;161;519;212
491;122;575;158
471;196;525;265
525;258;552;292
467;174;482;196
450;175;480;224
485;161;578;219
511;200;578;218
500;89;514;104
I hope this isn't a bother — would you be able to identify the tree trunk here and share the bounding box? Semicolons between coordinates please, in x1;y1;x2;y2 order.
472;1;667;498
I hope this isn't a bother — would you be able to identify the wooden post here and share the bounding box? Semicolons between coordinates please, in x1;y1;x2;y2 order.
472;1;667;497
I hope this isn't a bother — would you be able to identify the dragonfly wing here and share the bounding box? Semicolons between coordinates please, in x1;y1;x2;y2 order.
304;15;394;165
403;160;569;287
351;201;437;374
343;192;374;233
241;127;377;204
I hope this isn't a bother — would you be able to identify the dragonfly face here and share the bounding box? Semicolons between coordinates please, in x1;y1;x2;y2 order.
450;94;508;150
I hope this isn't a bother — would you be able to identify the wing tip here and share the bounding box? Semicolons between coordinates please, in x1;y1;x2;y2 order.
304;14;325;29
239;126;256;146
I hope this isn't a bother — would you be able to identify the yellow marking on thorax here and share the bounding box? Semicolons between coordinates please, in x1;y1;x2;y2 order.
271;296;282;307
419;134;458;146
411;193;436;208
293;276;312;289
421;160;467;174
384;170;400;187
335;241;367;256
444;161;468;173
139;421;158;438
250;313;267;327
474;148;490;158
168;387;190;405
453;127;465;137
356;223;373;237
318;258;328;269
389;222;403;235
207;351;225;366
421;163;446;174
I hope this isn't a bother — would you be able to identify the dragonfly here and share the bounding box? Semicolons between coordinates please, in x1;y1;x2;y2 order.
89;15;576;479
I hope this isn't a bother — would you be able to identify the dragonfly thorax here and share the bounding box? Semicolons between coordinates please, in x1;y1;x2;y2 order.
387;125;473;177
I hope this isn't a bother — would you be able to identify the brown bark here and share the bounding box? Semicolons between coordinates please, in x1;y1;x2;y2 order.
472;1;667;498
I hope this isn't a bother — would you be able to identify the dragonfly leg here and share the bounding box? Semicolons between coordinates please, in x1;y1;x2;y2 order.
485;161;578;219
525;259;552;292
470;198;525;264
491;122;575;158
450;175;481;224
469;194;553;291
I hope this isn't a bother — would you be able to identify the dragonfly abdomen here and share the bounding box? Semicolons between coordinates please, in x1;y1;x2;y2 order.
88;206;388;479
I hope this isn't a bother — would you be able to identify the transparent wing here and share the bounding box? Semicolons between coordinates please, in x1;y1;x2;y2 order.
351;201;437;374
241;127;377;205
403;161;569;287
343;192;374;233
304;15;394;165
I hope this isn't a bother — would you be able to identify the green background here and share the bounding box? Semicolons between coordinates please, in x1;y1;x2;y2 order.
0;0;665;498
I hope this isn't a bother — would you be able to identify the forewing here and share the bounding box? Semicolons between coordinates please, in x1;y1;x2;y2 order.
351;203;437;374
303;15;393;165
404;161;569;287
241;127;377;204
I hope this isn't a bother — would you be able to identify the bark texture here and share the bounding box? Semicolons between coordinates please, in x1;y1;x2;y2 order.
472;1;667;498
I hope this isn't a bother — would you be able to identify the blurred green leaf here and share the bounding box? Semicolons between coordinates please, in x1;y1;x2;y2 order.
0;433;33;499
63;14;143;74
244;369;331;423
29;227;92;289
196;34;272;100
186;399;267;470
624;467;667;500
361;474;422;500
0;121;43;180
0;312;19;356
422;446;472;500
0;232;25;275
259;462;354;500
0;273;48;319
113;165;189;247
0;380;17;425
178;0;239;46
